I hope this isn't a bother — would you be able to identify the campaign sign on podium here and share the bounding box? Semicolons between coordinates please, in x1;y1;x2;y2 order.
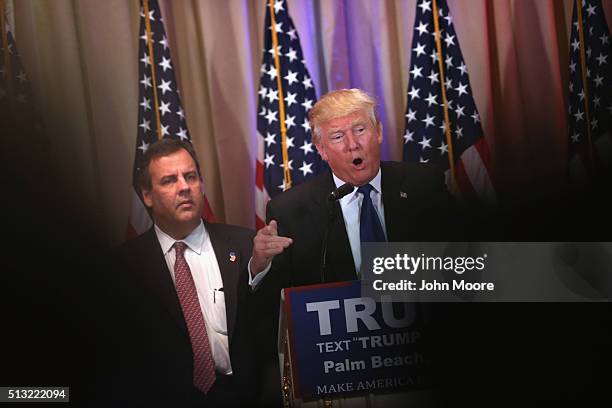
279;280;429;400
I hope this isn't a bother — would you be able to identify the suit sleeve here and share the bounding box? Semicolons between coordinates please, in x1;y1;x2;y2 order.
244;201;292;405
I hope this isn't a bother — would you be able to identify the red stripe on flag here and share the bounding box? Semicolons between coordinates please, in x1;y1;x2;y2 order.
455;158;479;201
256;159;266;229
474;138;494;185
256;217;266;230
256;160;264;189
202;195;215;223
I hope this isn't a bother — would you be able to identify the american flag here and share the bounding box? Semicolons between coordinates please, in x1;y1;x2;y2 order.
0;10;45;161
568;0;612;183
402;0;495;202
127;0;214;239
255;0;324;229
0;12;42;128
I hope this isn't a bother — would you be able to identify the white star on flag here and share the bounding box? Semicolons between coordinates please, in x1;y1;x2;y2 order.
567;0;612;183
255;0;325;229
402;0;495;202
128;0;215;239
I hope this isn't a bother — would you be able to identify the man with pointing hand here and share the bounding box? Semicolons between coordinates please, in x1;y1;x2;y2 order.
247;89;453;405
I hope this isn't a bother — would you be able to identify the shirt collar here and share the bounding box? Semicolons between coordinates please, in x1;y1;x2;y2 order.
154;220;206;256
332;167;382;204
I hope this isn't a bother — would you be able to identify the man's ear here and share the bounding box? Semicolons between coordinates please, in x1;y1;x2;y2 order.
142;189;153;208
376;122;383;144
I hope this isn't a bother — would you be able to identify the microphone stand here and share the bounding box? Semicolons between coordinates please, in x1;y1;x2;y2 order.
319;183;354;283
320;201;338;284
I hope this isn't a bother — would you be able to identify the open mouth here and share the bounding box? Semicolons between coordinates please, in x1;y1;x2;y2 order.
352;158;363;166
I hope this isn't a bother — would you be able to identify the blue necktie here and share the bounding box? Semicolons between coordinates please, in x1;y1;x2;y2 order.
358;184;386;242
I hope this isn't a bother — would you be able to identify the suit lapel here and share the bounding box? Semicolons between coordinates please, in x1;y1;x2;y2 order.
139;229;188;332
206;223;240;344
381;162;419;241
307;172;333;242
310;171;356;282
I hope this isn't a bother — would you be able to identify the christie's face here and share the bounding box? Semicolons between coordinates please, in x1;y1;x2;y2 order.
142;149;204;239
314;110;382;186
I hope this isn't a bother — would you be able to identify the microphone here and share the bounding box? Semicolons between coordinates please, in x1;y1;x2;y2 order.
328;183;355;201
321;183;354;283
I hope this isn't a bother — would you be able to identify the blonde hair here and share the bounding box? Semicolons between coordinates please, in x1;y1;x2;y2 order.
308;88;379;142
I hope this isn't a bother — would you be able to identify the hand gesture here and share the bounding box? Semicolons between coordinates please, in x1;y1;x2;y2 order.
250;220;292;276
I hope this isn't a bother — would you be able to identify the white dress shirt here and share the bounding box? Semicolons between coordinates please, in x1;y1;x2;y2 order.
154;221;232;375
249;168;387;287
333;168;387;274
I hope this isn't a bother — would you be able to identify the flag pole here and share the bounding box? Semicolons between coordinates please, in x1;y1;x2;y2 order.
575;0;594;166
143;0;162;140
268;0;292;190
431;0;456;185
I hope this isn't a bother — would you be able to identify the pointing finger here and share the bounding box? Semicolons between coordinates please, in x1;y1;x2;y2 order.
268;220;278;235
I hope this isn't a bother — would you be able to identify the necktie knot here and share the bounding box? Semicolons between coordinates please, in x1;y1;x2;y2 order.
357;183;375;196
174;241;187;256
358;183;386;243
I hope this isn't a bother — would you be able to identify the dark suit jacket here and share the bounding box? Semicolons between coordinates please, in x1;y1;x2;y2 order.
99;221;256;407
249;161;454;405
264;161;453;287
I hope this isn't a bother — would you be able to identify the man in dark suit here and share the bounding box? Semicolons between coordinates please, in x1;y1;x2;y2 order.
250;88;452;287
103;139;255;407
247;88;453;405
251;162;450;286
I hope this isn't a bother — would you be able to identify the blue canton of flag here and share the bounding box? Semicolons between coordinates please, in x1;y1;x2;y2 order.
0;14;43;131
0;13;46;165
403;0;494;201
255;0;324;229
567;0;612;178
128;0;214;238
0;21;36;109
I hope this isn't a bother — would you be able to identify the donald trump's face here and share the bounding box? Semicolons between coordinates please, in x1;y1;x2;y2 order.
314;109;383;186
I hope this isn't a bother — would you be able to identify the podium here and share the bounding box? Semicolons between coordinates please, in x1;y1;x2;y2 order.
278;280;432;407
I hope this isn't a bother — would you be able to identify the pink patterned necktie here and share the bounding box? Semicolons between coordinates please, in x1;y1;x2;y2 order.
173;241;216;394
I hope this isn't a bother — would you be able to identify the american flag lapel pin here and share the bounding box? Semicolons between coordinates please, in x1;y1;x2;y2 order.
229;251;237;262
400;191;408;199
